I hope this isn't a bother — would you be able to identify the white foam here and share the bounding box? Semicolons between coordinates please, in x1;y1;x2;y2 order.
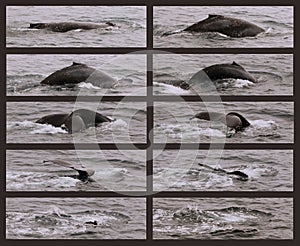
157;123;225;140
153;81;190;95
110;119;128;129
265;28;273;34
233;79;255;88
7;120;36;129
31;124;68;134
78;82;100;89
250;119;278;130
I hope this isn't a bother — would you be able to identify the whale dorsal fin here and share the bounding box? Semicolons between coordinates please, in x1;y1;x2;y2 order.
232;61;242;67
72;62;85;66
208;14;224;19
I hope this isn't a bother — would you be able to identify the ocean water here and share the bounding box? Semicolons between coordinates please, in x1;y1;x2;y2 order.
153;149;293;191
154;6;294;48
153;198;293;239
6;198;146;239
154;101;294;143
7;101;146;143
6;150;146;192
6;6;146;47
153;54;293;96
7;54;146;96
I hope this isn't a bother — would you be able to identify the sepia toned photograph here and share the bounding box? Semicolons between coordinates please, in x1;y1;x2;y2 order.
154;6;293;48
154;101;294;144
153;149;293;191
6;149;146;192
7;54;146;96
153;198;293;239
6;198;146;239
7;101;146;143
153;54;293;96
1;1;296;244
6;6;146;47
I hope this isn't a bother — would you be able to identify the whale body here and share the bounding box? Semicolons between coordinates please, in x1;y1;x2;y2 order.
193;111;250;131
184;14;264;38
43;159;95;182
40;62;117;88
29;21;116;33
202;61;257;83
36;108;112;133
155;62;256;91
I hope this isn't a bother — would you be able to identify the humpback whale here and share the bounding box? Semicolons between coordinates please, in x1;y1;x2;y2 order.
40;62;117;88
36;108;112;133
43;159;95;182
198;163;249;181
153;73;190;90
192;111;251;131
154;62;256;91
184;14;264;38
202;62;256;83
29;21;116;32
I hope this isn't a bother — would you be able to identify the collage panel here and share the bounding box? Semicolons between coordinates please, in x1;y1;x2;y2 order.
153;198;293;240
6;6;146;47
6;149;146;192
6;197;146;239
153;149;293;192
153;54;293;96
154;101;294;143
7;54;146;96
2;2;295;243
7;101;146;143
154;6;294;48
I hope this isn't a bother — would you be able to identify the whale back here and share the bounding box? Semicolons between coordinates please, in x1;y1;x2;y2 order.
227;112;251;128
29;21;115;32
194;112;225;122
35;113;69;127
184;14;264;37
29;23;46;29
40;62;117;88
71;109;112;127
202;62;256;83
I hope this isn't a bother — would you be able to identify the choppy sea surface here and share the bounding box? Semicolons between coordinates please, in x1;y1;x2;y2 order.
154;6;294;48
7;54;146;96
6;6;146;47
153;54;293;96
153;198;293;239
7;101;146;143
154;102;294;143
153;149;293;191
6;198;146;239
6;150;145;192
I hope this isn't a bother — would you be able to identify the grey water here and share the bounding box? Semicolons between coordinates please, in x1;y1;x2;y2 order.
7;54;146;96
7;101;146;143
6;6;146;47
6;198;146;239
153;198;293;239
154;101;294;143
154;6;293;48
6;150;145;192
153;54;293;96
153;150;293;192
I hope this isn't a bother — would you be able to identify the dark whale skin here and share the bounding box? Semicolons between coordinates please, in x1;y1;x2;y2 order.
202;61;257;83
35;109;112;133
184;14;264;38
29;21;116;33
40;62;117;88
